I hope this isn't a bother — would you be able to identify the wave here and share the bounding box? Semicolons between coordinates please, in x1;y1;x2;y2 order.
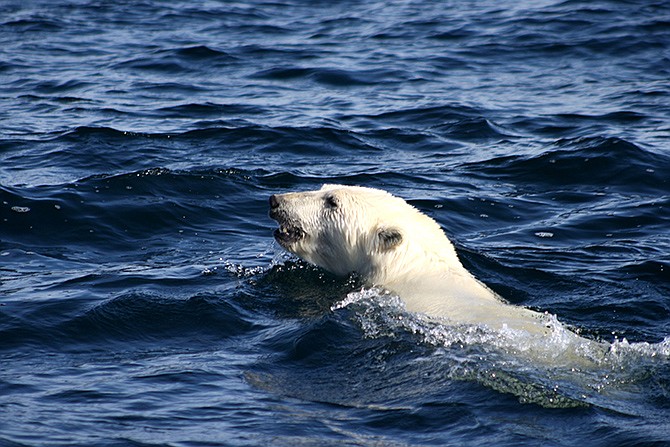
619;260;670;282
254;286;670;410
465;136;670;191
2;18;64;31
510;112;650;139
252;66;412;87
430;117;517;142
172;44;236;61
441;2;670;60
112;45;236;74
343;104;484;128
34;125;167;142
157;102;267;119
0;166;267;252
0;292;256;352
26;123;381;153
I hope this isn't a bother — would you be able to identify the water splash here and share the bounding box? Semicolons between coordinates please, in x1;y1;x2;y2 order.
216;243;289;278
331;287;670;408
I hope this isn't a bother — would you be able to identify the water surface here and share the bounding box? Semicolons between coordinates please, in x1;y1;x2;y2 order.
1;0;669;446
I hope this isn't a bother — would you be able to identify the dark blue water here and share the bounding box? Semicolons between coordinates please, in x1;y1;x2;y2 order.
2;0;670;445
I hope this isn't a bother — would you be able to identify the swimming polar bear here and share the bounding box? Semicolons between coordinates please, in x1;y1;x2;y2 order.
269;184;596;348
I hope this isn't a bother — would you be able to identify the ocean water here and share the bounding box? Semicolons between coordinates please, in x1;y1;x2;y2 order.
1;0;670;445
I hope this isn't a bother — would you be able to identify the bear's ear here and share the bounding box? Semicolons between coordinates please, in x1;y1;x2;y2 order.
376;227;403;251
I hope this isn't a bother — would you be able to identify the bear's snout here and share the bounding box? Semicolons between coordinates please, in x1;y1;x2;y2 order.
269;194;281;210
268;194;287;221
268;193;294;226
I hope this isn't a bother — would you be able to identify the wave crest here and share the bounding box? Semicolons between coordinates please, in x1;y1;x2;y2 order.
331;287;670;408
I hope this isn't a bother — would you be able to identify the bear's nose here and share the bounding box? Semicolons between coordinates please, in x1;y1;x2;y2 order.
269;194;281;209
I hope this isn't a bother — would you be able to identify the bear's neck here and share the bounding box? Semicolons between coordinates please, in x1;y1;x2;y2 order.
363;245;553;336
364;239;500;305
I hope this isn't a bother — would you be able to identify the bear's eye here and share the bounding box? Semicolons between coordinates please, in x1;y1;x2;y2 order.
325;194;339;209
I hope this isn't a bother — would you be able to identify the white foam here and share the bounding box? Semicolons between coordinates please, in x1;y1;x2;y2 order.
331;287;669;408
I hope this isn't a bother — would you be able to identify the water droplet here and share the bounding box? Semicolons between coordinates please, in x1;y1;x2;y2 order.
11;206;30;213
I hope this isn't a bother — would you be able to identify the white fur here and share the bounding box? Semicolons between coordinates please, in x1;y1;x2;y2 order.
269;184;579;338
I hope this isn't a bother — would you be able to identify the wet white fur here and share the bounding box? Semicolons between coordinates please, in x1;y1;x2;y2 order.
271;184;592;343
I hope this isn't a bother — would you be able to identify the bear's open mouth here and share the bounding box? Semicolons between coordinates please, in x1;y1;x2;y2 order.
273;224;305;245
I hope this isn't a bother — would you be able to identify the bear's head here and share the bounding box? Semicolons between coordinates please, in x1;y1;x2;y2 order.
269;184;455;284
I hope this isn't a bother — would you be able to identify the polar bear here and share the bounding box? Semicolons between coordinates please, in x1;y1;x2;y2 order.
268;184;588;342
